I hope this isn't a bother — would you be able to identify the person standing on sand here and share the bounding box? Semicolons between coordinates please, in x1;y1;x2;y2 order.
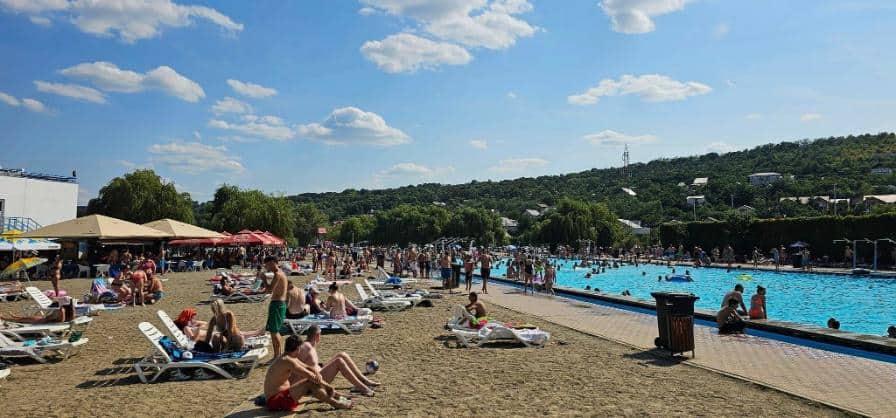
544;262;556;296
479;250;492;294
50;255;62;296
265;256;288;358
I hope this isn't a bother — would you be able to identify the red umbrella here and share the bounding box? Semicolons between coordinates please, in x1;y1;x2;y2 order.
220;231;267;246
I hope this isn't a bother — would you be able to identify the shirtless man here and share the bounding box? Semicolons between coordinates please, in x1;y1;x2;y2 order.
717;298;746;334
465;292;487;318
479;250;492;294
325;283;357;320
297;325;379;396
265;256;288;358
721;284;747;315
130;268;147;306
263;335;352;412
146;273;164;304
286;282;308;319
439;252;452;289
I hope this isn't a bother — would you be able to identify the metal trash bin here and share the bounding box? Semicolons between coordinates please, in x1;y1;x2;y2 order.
651;292;699;357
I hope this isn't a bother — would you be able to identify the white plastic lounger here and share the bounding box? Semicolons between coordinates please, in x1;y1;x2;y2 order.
156;310;270;351
367;267;421;289
133;322;267;383
0;366;9;379
446;305;480;331
0;316;92;341
23;286;61;316
452;324;550;348
363;279;423;306
283;310;372;335
354;284;411;311
0;331;89;363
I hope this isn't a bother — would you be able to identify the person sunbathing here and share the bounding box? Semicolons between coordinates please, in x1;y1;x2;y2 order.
465;292;487;318
306;288;326;315
110;280;132;303
173;308;209;342
297;325;379;397
204;299;266;352
263;335;352;412
286;282;309;319
324;282;357;320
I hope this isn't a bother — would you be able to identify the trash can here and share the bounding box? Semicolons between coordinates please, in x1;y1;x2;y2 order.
651;292;699;357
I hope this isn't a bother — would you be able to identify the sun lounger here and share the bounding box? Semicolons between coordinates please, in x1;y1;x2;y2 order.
156;310;270;351
0;330;89;363
0;365;9;379
133;322;268;383
452;323;550;348
358;279;423;306
283;310;372;335
210;291;270;304
366;267;424;290
0;316;91;341
23;286;95;316
0;281;26;302
354;284;411;311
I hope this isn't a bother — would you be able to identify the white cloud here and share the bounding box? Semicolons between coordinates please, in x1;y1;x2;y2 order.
507;91;517;99
208;116;295;141
583;130;657;146
373;162;455;186
383;162;435;177
1;90;51;113
148;141;245;174
599;0;687;34
226;79;277;99
0;0;243;43
725;79;736;87
298;106;411;146
705;141;737;154
58;61;204;102
0;91;20;106
745;113;762;120
358;6;377;16
359;1;538;72
469;139;488;149
713;22;729;39
29;15;51;26
21;98;48;113
568;74;711;105
488;157;548;173
211;97;252;114
361;33;472;73
34;80;107;103
800;112;822;122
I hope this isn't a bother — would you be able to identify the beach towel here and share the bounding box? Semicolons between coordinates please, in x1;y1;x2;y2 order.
158;337;248;361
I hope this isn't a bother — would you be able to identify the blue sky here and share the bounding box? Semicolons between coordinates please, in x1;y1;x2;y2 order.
1;0;895;204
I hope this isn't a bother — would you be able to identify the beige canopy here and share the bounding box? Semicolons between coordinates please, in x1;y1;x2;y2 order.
19;214;171;240
142;219;224;239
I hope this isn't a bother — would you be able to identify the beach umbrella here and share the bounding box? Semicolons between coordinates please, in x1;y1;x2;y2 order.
789;241;810;248
142;219;224;239
1;257;48;278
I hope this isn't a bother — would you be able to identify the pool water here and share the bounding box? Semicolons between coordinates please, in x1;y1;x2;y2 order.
491;259;896;337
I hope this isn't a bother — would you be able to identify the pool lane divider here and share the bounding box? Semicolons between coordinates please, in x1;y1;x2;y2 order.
476;274;896;362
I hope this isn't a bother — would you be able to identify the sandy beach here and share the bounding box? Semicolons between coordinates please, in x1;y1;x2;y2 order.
0;271;843;417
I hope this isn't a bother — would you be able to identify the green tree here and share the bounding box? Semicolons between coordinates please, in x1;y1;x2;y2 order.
207;187;296;240
86;169;194;224
333;215;376;244
445;207;507;246
294;203;329;245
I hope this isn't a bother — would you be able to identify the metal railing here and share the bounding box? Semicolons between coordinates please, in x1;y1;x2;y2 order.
1;217;42;233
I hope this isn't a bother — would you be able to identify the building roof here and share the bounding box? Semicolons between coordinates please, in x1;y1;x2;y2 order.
863;194;896;204
621;187;636;196
749;172;782;177
617;218;642;228
686;195;705;200
142;218;224;239
0;167;78;184
500;217;519;228
536;203;549;208
523;209;541;217
20;214;171;240
692;177;708;185
736;205;755;211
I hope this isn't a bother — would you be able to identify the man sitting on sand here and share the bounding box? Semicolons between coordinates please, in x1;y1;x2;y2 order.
465;292;487;318
297;325;380;397
717;298;746;335
325;282;357;320
263;335;353;412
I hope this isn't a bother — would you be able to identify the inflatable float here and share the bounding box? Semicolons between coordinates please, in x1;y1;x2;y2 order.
666;275;692;282
737;274;753;281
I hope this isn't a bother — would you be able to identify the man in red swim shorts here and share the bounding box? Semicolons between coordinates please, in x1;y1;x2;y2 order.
263;335;353;412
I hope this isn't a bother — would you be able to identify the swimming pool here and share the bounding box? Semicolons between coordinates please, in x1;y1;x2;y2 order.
491;259;896;337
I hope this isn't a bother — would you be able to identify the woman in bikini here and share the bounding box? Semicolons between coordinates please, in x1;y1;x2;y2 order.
50;256;62;296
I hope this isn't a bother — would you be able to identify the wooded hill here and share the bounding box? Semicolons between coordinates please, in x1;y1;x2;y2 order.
290;133;896;226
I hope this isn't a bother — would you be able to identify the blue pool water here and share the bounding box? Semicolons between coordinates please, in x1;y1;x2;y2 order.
491;259;896;337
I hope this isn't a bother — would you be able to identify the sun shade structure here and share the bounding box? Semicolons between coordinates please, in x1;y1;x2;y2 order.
19;214;171;240
142;219;224;239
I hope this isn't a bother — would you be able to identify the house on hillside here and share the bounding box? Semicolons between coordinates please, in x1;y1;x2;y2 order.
691;177;708;187
748;172;783;186
522;209;541;218
871;166;893;175
617;219;651;235
536;203;552;214
500;217;519;233
621;187;636;196
686;195;705;205
863;194;896;207
735;205;756;216
432;201;446;207
779;196;832;210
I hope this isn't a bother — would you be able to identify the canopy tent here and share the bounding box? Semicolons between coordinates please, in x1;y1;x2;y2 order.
142;218;224;239
0;229;61;251
19;214;171;240
220;231;269;246
168;237;223;247
260;231;286;246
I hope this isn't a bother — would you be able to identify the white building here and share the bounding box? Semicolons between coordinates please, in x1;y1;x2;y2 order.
0;168;78;231
735;205;756;216
617;219;651;235
691;177;708;187
686;195;706;205
871;166;892;175
748;172;783;186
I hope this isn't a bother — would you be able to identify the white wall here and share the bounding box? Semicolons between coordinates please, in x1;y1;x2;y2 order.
0;176;78;227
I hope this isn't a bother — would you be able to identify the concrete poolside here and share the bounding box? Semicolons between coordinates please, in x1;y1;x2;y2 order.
478;281;896;417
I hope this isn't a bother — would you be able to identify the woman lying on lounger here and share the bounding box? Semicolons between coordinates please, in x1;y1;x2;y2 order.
1;298;75;324
173;308;209;342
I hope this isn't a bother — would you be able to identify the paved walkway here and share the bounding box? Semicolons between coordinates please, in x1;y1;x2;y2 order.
480;284;896;417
